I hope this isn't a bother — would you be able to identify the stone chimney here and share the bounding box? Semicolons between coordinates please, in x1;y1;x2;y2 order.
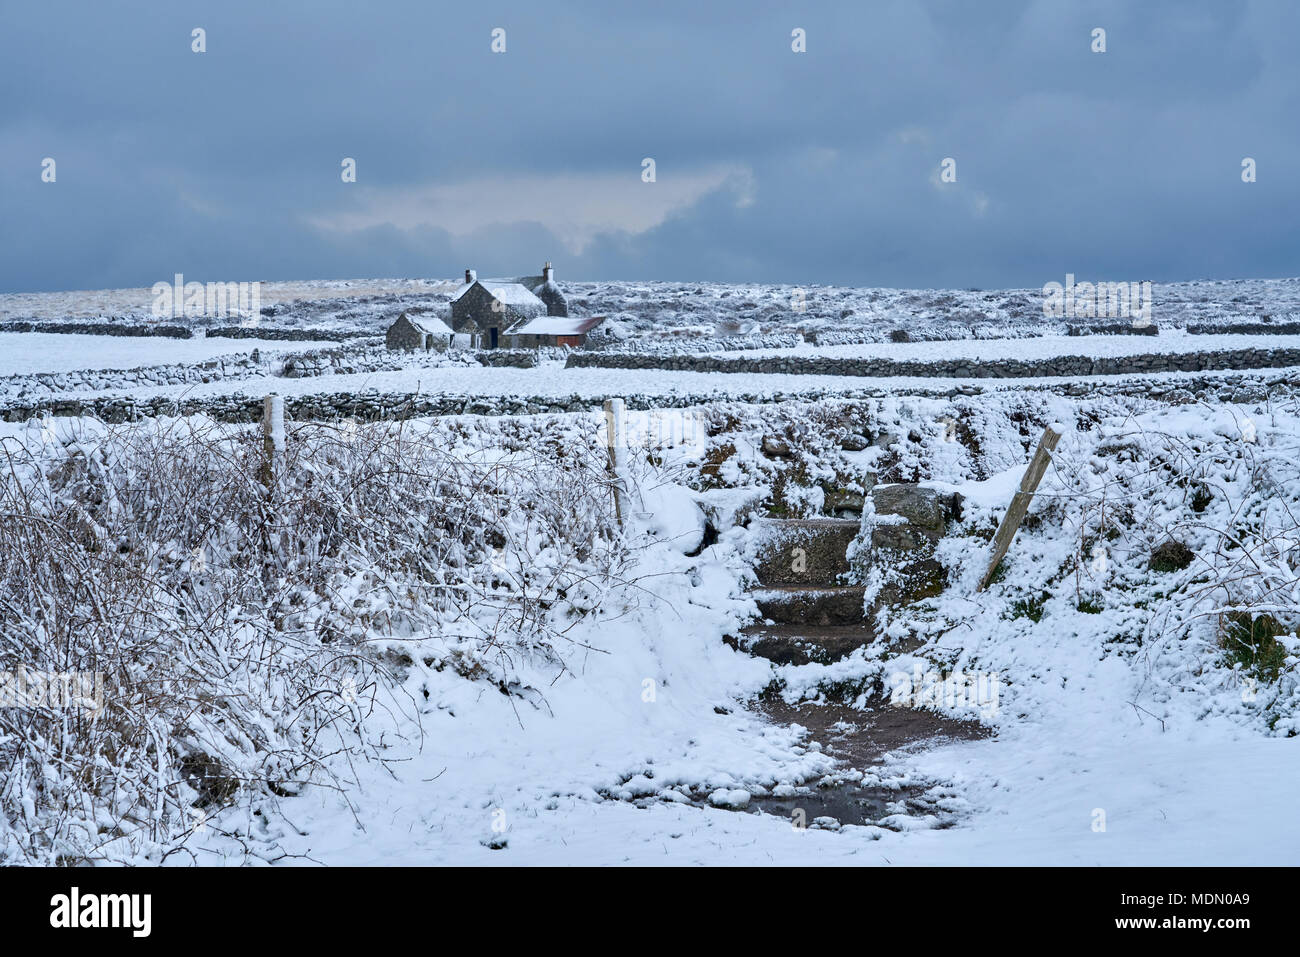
464;268;477;283
542;262;553;283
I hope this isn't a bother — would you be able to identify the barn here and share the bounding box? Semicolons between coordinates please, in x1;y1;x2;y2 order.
505;315;610;349
385;311;460;351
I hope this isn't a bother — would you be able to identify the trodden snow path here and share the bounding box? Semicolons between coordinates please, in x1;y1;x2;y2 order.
203;522;1300;866
226;688;1298;866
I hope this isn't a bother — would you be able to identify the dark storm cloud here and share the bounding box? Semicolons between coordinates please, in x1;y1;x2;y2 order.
1;0;1296;293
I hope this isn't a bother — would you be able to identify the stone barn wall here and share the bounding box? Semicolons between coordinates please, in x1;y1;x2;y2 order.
385;316;427;351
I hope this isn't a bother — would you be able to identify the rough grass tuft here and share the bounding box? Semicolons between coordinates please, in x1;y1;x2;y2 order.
1222;611;1289;681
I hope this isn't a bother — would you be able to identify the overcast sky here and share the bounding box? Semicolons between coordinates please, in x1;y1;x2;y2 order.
3;0;1297;293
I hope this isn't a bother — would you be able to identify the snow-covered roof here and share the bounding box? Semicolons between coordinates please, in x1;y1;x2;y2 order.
450;280;545;309
401;312;454;335
509;316;606;336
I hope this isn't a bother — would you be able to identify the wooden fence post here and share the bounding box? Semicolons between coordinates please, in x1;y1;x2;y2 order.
258;394;286;578
603;398;626;528
978;424;1061;591
261;393;285;492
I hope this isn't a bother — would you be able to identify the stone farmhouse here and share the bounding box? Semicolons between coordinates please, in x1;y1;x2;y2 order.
449;270;544;349
386;263;575;351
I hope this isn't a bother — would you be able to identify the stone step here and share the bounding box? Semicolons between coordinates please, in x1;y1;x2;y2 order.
731;621;876;666
751;517;861;586
752;585;868;626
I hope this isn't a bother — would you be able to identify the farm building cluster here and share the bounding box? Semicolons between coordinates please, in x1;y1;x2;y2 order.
386;263;615;351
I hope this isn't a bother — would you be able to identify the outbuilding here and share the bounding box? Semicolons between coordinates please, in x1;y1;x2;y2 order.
505;315;610;349
385;310;460;351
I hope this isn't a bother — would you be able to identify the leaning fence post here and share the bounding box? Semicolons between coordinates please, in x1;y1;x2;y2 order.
603;397;626;528
978;423;1061;591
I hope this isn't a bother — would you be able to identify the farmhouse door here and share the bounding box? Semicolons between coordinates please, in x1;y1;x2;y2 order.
490;327;499;348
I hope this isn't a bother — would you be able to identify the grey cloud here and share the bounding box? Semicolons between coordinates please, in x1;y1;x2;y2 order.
1;0;1296;293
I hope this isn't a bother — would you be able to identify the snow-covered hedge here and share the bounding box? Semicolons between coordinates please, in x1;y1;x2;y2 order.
0;413;626;863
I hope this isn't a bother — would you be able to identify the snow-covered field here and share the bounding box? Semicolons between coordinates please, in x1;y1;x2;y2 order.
0;332;340;376
0;279;452;323
5;274;1299;343
1;279;1297;868
13;340;1299;412
727;330;1300;362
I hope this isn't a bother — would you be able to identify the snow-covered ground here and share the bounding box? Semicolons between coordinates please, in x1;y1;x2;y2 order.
726;330;1300;362
2;279;1298;868
251;714;1296;866
171;395;1300;866
6;326;1295;410
0;279;452;323
0;332;339;376
19;348;1300;413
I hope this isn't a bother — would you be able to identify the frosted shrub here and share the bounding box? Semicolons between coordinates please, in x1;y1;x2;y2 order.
0;414;624;862
1051;403;1300;729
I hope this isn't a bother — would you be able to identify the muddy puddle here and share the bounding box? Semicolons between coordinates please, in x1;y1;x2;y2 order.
740;696;992;829
612;697;991;830
744;782;928;829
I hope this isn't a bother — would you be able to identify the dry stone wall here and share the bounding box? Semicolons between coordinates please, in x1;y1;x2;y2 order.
565;345;1300;379
1;370;1292;425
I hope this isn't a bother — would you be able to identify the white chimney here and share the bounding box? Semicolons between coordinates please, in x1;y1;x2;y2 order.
465;268;476;283
542;262;553;283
